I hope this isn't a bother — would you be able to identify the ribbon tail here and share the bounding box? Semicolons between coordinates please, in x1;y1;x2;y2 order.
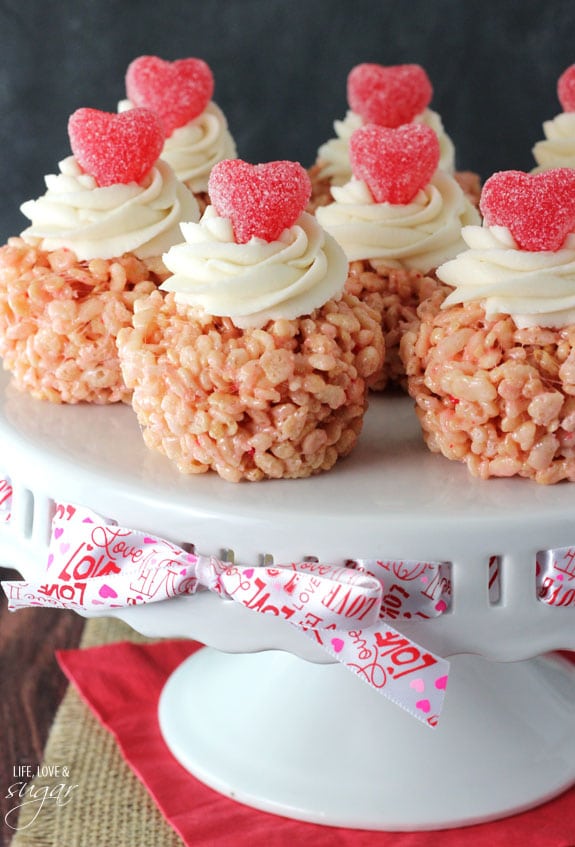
306;622;449;728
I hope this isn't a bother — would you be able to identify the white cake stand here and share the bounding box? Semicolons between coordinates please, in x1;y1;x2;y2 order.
2;367;575;831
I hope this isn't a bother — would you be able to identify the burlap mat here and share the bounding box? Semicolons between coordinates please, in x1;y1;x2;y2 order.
9;618;184;847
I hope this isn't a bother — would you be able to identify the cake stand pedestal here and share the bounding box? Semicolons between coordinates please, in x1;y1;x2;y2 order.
159;649;575;830
2;369;575;830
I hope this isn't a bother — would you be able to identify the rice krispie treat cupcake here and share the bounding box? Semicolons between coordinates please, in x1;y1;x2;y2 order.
309;63;481;212
316;122;479;390
532;65;575;171
117;159;384;482
0;106;199;404
402;167;575;484
120;55;237;213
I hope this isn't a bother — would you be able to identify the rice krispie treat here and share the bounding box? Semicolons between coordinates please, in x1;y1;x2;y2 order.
402;167;575;484
316;122;479;390
309;63;481;212
532;64;575;171
0;107;199;404
120;55;237;213
117;159;384;482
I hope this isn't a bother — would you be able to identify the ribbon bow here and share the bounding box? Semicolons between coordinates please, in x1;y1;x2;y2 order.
1;501;452;726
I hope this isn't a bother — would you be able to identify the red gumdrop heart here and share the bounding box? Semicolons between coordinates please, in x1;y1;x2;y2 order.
479;168;575;252
558;64;575;112
349;123;440;204
347;63;433;128
208;159;312;244
126;55;214;136
68;107;164;188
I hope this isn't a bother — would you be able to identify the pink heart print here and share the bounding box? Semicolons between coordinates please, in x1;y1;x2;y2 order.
126;55;214;136
99;584;118;599
409;678;425;693
331;637;345;653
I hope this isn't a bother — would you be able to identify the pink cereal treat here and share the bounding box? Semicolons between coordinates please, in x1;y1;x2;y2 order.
316;124;477;391
117;159;384;481
0;107;198;404
0;241;163;403
402;168;575;483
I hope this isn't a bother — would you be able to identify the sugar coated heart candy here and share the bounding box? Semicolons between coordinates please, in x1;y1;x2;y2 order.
68;107;164;187
349;123;440;204
480;168;575;251
558;64;575;112
208;159;312;243
347;63;433;128
126;55;214;136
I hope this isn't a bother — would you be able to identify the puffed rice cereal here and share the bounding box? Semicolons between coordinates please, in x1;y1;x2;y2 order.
0;238;167;403
401;298;575;484
345;260;450;391
117;290;384;482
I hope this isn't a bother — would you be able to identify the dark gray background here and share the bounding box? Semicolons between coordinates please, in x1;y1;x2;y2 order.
1;0;575;242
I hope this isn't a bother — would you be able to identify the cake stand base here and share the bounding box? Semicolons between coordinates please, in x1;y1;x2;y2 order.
158;648;575;831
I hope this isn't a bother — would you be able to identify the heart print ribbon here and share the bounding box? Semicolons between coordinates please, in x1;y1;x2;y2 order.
2;499;451;727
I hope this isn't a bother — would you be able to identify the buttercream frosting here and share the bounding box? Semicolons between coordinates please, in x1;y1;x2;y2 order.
20;156;199;261
315;169;479;272
161;208;348;328
438;224;575;328
532;112;575;171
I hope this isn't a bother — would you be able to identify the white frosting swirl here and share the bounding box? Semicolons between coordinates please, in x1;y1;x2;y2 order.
315;169;479;272
438;224;575;328
316;108;455;185
315;110;363;186
20;156;199;261
161;208;348;328
119;99;237;192
532;112;575;171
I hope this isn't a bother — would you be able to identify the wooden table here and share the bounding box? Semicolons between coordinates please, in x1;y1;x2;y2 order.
0;567;85;847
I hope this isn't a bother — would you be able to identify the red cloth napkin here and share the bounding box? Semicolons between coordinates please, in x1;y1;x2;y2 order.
56;640;575;847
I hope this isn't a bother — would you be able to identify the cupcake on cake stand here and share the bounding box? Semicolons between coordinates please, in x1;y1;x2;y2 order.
2;151;575;832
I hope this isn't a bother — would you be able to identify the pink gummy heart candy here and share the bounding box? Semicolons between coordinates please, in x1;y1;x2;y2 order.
349;123;440;204
68;107;164;187
347;63;433;128
126;55;214;136
208;159;312;243
558;64;575;112
480;168;575;251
